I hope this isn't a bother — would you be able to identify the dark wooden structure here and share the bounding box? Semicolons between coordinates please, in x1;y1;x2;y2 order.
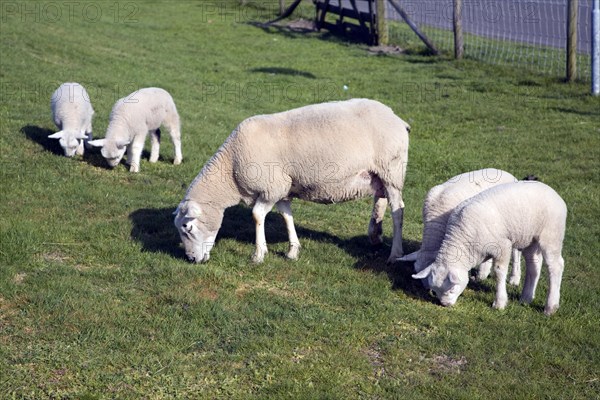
269;1;438;53
314;0;380;45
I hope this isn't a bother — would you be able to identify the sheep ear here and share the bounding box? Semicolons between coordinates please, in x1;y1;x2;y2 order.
399;249;420;262
412;265;432;280
173;205;180;216
448;269;464;285
116;139;131;148
48;131;64;139
76;131;88;140
185;201;202;218
87;139;106;147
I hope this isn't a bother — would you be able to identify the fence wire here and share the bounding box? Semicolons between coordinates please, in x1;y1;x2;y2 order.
387;0;593;80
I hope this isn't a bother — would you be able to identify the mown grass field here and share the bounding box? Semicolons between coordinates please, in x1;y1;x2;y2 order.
1;1;599;398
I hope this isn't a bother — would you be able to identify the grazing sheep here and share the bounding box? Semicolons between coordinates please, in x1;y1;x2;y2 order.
49;82;94;157
88;87;182;172
412;181;567;316
400;168;521;287
174;98;410;264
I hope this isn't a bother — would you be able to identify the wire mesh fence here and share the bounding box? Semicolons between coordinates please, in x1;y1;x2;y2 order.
387;0;593;80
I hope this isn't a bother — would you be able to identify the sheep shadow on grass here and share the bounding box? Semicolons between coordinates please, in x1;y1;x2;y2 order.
327;234;427;300
129;207;185;260
130;207;530;309
129;205;299;260
21;124;112;169
21;125;64;156
129;204;427;299
91;149;178;172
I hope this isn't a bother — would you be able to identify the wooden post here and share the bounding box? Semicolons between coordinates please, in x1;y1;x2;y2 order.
567;0;579;81
279;0;285;16
453;0;464;59
376;0;388;45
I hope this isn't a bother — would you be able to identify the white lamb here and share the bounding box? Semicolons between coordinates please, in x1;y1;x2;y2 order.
412;181;567;316
401;168;521;287
49;82;94;157
88;87;182;172
174;98;410;264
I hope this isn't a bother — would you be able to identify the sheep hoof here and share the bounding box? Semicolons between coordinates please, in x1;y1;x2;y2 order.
544;304;559;316
509;277;520;286
520;294;534;305
368;222;383;245
174;158;182;165
477;272;490;281
149;156;159;163
129;164;140;173
252;250;267;264
386;255;400;265
369;234;383;246
492;299;508;310
286;244;300;260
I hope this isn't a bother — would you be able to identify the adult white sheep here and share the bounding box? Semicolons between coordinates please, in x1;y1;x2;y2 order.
400;168;521;286
49;82;94;157
412;181;567;316
88;87;182;172
174;98;410;264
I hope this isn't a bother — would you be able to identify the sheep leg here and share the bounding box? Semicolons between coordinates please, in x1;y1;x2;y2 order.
542;251;564;316
385;186;404;263
276;199;301;260
368;195;387;245
166;117;182;165
252;198;275;263
127;133;146;173
492;259;510;310
520;244;543;305
83;126;93;150
492;243;512;310
76;139;85;156
149;128;161;163
509;248;521;286
126;143;133;166
477;259;493;280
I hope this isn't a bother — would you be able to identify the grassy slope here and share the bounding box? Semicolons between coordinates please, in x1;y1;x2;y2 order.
0;1;599;399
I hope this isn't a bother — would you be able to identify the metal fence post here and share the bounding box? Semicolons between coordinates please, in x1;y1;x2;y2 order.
592;0;600;95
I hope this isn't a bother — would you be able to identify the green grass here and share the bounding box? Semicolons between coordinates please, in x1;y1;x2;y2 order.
1;1;599;398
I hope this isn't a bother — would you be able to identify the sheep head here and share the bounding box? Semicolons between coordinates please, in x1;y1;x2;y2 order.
173;200;221;263
88;138;130;167
413;262;468;307
48;130;87;157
